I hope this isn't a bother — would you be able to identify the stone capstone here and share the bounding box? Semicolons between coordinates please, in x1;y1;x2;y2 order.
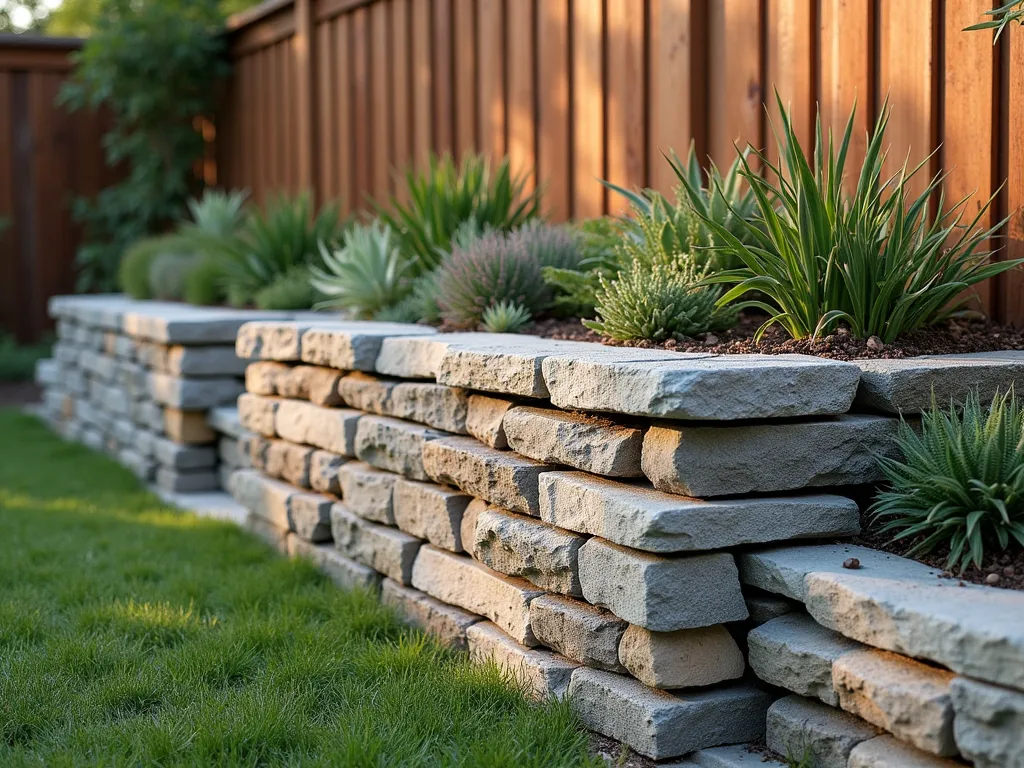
299;322;434;371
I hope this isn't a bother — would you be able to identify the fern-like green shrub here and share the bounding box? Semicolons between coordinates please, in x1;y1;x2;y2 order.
309;221;411;319
481;301;532;333
871;390;1024;573
436;231;548;329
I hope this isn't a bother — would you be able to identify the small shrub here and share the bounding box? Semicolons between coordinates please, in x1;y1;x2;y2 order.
508;221;582;272
542;218;626;317
481;301;532;334
309;221;411;319
183;256;227;306
377;153;540;273
181;188;249;238
119;237;165;299
436;231;548;329
871;389;1024;573
148;251;197;302
253;267;321;311
372;272;440;324
702;94;1018;342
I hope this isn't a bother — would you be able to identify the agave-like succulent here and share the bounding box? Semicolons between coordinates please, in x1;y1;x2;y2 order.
481;300;533;333
310;220;412;319
182;188;250;238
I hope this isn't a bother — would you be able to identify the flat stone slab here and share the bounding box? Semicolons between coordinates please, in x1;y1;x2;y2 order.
741;545;1024;692
375;332;538;379
207;406;245;439
330;503;421;585
422;436;550;516
528;594;627;672
641;414;899;497
152;436;216;470
287;537;382;593
848;735;964;768
465;504;585;596
166;345;248;377
300;322;435;371
745;591;797;626
49;293;133;328
467;621;579;700
568;668;772;760
539;472;860;553
274;399;361;456
767;694;881;768
747;613;862;706
465;394;514;448
542;352;861;420
338;461;397;524
354;415;448;481
237;321;320;361
380;578;481;650
854;352;1024;414
148;372;244;410
411;545;545;646
123;303;288;344
687;744;788;767
393;478;471;552
308;449;347;494
339;372;470;433
950;676;1024;768
504;406;644;477
578;538;748;631
618;624;745;690
163;408;216;445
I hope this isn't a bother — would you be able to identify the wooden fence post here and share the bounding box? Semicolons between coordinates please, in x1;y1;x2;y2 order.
294;0;317;200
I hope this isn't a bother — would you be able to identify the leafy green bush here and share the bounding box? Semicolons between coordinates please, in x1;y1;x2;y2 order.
180;188;249;239
377;153;540;273
253;267;321;311
0;333;52;382
373;272;442;324
481;301;532;334
309;221;411;318
60;0;230;291
542;218;626;317
702;95;1018;342
436;231;548;329
508;221;582;271
183;255;228;306
119;236;165;299
148;250;196;301
872;390;1024;573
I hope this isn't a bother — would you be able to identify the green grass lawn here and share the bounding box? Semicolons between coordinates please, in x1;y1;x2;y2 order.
0;410;598;767
0;334;51;382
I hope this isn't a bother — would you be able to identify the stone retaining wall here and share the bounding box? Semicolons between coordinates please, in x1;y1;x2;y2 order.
34;297;1024;767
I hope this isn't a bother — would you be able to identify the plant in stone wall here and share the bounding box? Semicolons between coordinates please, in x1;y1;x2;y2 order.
60;0;230;291
701;94;1019;342
871;389;1024;573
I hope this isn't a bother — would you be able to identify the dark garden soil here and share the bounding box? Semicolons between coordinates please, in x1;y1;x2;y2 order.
0;381;40;407
530;313;1024;361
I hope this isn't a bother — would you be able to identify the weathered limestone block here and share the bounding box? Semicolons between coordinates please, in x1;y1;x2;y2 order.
230;468;293;529
338;461;397;524
274;399;361;456
392;478;471;551
466;505;585;596
380;578;481;650
528;594;627;672
299;322;434;370
207;405;245;439
156;466;219;493
542;351;861;420
745;591;797;626
135;429;157;458
263;439;313;487
288;536;382;593
245;512;289;553
411;545;544;646
287;491;332;542
309;449;347;494
374;332;519;379
148;372;244;410
641;414;899;497
245;361;291;395
330;504;422;585
152;436;217;470
340;373;470;433
133;399;165;434
242;434;269;471
123;303;283;345
166;345;247;377
354;415;447;481
422;436;549;516
338;371;396;413
539;472;859;553
163;408;216;444
112;418;136;446
79;349;116;380
833;649;957;756
278;365;345;406
35;359;58;387
465;394;514;448
950;676;1024;768
237;320;320;361
578;538;747;631
618;624;745;690
437;337;594;397
218;436;245;468
504;406;644;477
766;694;881;768
848;735;964;768
568;668;772;760
748;613;862;706
467;621;579;700
855;352;1024;414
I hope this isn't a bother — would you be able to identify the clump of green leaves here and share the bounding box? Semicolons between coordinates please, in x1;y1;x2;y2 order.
253;266;322;311
148;251;196;302
377;153;540;273
965;1;1024;40
481;301;533;334
703;94;1018;342
310;221;411;319
182;255;228;306
542;218;626;317
872;389;1024;573
60;0;230;291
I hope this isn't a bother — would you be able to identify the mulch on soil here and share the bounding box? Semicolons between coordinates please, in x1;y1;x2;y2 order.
531;314;1024;361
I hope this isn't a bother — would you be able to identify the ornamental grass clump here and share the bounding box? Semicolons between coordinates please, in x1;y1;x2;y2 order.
702;94;1020;343
481;300;533;333
871;389;1024;573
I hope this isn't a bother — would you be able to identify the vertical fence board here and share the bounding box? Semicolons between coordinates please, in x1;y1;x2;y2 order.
316;20;337;203
605;0;645;210
572;0;605;219
352;8;372;206
0;72;14;339
1003;30;1024;322
708;0;762;169
411;0;433;170
432;0;454;155
391;0;412;196
506;0;536;194
453;0;476;156
536;0;571;219
477;0;505;159
370;1;391;199
334;15;356;212
765;0;815;167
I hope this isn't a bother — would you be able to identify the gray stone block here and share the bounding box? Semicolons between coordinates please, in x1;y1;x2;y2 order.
245;512;289;553
230;468;293;529
299;321;434;371
688;744;788;768
528;594;627;672
309;449;347;494
766;694;881;768
338;461;397;524
207;405;245;439
166;345;248;377
263;439;313;487
504;406;644;477
152;436;217;470
568;667;772;760
848;736;963;768
288;536;382;593
950;676;1024;768
237;393;280;438
539;472;859;553
467;621;579;700
237;321;316;361
578;538;748;631
35;358;57;387
340;372;470;433
148;372;244;410
374;332;527;379
641;414;899;497
330;504;422;585
618;624;745;690
745;592;797;626
393;477;471;551
156;466;220;493
287;491;333;542
354;415;447;480
123;303;286;344
274;399;361;456
422;436;550;516
118;448;155;482
466;394;514;448
380;578;481;650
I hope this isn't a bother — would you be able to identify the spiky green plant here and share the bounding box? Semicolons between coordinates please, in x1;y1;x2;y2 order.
253;266;321;311
872;389;1024;573
965;2;1024;40
148;250;196;301
702;94;1018;342
183;255;228;306
373;271;441;324
481;301;533;333
542;217;627;317
509;221;582;271
309;221;412;319
119;235;186;299
181;188;249;238
377;153;540;273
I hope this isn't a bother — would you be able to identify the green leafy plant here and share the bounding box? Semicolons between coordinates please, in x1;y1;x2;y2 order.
481;301;533;333
965;1;1024;40
872;389;1024;573
436;231;548;329
702;94;1018;342
183;255;228;306
373;271;442;324
0;333;52;382
377;153;540;273
60;0;230;291
119;236;168;299
180;188;249;239
253;267;321;311
508;221;582;271
542;218;627;317
309;221;411;319
148;251;196;301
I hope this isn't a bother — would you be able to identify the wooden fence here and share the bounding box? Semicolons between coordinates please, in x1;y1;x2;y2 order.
0;36;117;344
